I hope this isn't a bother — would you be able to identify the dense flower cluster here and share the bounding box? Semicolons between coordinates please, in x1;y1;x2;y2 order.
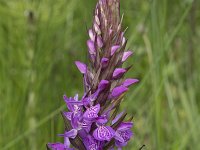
47;0;138;149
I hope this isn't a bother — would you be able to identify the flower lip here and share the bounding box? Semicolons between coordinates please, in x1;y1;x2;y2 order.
93;126;115;141
83;104;100;120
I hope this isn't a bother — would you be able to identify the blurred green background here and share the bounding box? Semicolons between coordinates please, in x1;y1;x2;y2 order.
0;0;200;149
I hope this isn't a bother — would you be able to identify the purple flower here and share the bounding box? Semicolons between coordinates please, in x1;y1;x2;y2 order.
93;126;115;141
114;122;133;148
83;104;100;120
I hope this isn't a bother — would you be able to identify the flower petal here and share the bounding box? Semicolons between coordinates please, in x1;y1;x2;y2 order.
96;115;108;124
101;57;109;68
122;78;139;87
97;36;103;48
98;80;109;91
82;119;92;133
64;137;70;149
59;129;78;139
63;112;72;120
111;111;125;125
75;61;87;74
117;122;133;131
47;142;64;149
111;86;128;98
113;68;126;79
122;51;133;62
111;45;120;56
83;104;100;120
87;40;96;54
83;135;100;150
93;126;115;141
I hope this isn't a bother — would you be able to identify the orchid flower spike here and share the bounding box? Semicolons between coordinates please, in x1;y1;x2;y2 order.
47;0;139;149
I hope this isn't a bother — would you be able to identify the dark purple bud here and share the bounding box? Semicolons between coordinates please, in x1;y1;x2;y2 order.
111;86;128;99
101;57;109;68
113;68;126;79
122;51;133;62
98;80;109;91
122;78;139;87
111;45;120;56
75;61;87;74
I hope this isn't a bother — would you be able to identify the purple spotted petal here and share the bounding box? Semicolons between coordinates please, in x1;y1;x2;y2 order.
111;45;120;56
114;122;133;147
113;68;126;79
75;61;87;74
115;130;133;145
83;135;101;150
47;143;65;149
122;78;139;87
101;57;109;68
83;104;100;120
122;51;133;62
111;86;128;98
87;40;95;54
93;126;115;141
